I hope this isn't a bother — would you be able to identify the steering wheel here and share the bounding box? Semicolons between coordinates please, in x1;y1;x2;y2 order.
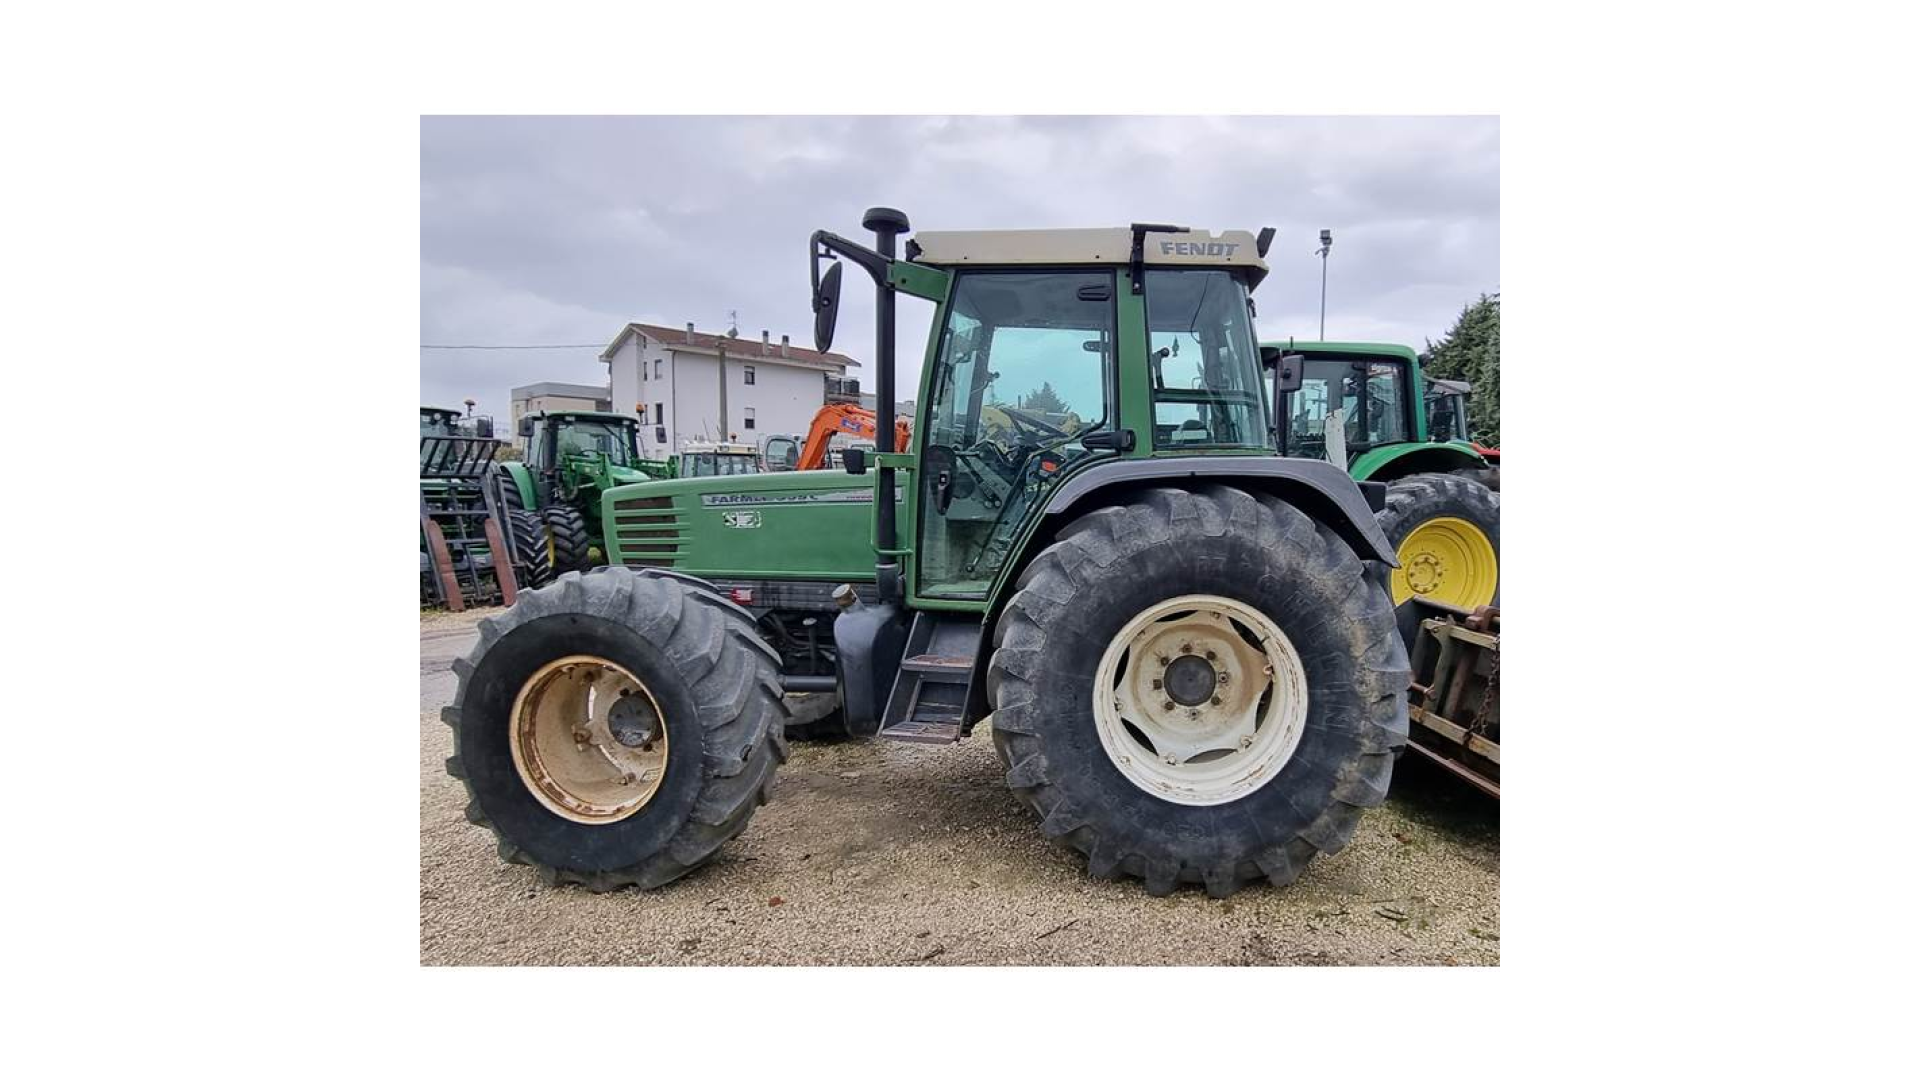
1002;408;1069;440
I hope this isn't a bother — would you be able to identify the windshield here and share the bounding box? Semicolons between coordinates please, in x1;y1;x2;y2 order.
1145;270;1267;449
1286;357;1410;460
556;420;635;466
682;452;762;477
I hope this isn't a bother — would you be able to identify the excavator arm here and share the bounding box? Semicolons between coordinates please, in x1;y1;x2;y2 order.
795;403;911;470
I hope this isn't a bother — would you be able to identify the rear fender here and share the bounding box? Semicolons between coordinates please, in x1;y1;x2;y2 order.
1036;457;1397;566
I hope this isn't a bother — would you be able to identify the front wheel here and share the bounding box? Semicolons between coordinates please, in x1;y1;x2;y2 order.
444;569;789;890
986;485;1409;898
544;505;593;575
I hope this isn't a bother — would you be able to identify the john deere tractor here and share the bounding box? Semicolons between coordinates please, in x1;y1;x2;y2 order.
1268;341;1500;631
446;210;1409;897
493;411;666;585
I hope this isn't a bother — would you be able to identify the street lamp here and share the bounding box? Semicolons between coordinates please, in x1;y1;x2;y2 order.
1316;229;1333;340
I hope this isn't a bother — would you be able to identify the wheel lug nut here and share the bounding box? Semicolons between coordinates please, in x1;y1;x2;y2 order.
1240;736;1253;749
1151;678;1163;690
1180;643;1193;654
1205;650;1216;661
1211;696;1223;706
1163;701;1175;711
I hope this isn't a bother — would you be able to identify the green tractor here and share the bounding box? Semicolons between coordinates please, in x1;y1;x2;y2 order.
445;210;1409;897
1268;341;1500;625
493;411;669;584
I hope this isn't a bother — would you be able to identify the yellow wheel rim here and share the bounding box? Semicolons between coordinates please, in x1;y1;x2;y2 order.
1391;516;1497;607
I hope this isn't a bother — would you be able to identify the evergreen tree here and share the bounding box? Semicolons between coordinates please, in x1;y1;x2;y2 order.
1020;381;1068;413
1424;293;1500;447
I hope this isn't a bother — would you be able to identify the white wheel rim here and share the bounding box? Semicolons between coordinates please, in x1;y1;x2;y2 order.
1091;594;1309;806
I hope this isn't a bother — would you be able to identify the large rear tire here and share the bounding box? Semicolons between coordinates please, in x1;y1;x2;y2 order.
986;485;1409;898
544;505;593;575
1376;473;1501;610
444;569;789;890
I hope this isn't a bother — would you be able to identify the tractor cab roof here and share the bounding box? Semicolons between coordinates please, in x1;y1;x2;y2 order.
910;226;1269;289
421;406;461;419
539;410;634;425
1265;340;1422;363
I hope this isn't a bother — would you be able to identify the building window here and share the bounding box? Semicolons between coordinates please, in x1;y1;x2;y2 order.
642;361;648;381
744;365;756;386
654;359;663;379
743;407;756;430
653;402;663;425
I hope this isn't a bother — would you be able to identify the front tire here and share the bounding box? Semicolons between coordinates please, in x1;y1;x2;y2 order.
544;505;592;575
505;509;554;589
986;485;1409;898
444;569;789;890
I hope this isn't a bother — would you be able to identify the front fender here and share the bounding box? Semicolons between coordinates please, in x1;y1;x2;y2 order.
498;461;538;510
1040;457;1397;566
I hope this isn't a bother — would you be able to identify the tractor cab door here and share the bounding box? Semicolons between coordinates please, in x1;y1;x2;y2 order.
915;270;1117;599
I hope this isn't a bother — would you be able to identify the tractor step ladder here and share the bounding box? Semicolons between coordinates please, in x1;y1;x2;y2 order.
878;612;979;744
420;435;518;610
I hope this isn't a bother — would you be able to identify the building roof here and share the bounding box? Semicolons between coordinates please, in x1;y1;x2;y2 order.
600;323;858;371
511;381;611;402
910;226;1269;284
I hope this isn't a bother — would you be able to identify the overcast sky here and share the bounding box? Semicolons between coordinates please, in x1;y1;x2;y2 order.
421;116;1498;423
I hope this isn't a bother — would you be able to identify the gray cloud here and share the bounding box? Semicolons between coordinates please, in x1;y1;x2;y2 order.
421;116;1498;422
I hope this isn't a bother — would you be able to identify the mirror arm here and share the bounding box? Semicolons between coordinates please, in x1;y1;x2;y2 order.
811;230;891;286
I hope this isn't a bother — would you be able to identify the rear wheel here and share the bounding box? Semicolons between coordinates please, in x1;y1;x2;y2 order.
444;569;789;890
1377;474;1500;610
986;485;1409;898
544;505;592;575
505;509;553;589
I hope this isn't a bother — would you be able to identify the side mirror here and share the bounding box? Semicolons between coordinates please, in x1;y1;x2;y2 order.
517;416;535;438
842;446;867;476
1275;355;1304;393
473;417;494;440
1261;346;1305;393
813;260;843;353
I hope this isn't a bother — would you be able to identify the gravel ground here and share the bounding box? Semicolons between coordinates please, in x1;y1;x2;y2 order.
421;608;1499;966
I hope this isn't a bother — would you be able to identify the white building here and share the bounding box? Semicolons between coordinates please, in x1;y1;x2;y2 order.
600;322;860;455
510;381;611;428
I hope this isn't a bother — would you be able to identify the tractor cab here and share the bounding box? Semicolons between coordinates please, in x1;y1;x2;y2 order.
420;406;461;439
676;441;764;478
1425;377;1473;444
1266;341;1490;483
517;411;653;497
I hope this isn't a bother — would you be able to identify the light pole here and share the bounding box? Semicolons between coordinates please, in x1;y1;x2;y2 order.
1316;229;1333;340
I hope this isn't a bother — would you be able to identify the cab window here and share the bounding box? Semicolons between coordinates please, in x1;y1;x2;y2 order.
918;270;1114;597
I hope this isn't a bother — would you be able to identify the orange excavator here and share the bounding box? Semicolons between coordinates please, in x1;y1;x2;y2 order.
794;403;911;471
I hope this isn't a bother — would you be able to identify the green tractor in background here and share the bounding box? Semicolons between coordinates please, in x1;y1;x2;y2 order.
1267;341;1500;623
446;209;1411;898
493;411;669;584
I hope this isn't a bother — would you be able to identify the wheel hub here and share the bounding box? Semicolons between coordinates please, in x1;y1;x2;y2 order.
1405;551;1444;594
1092;595;1309;806
1163;654;1217;707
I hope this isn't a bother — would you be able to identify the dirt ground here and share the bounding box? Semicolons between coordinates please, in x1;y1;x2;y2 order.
420;608;1499;966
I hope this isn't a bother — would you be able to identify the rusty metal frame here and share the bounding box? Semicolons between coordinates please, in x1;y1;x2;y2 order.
1405;600;1500;798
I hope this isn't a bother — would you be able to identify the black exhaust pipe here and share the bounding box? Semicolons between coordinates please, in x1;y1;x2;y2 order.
862;206;910;601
